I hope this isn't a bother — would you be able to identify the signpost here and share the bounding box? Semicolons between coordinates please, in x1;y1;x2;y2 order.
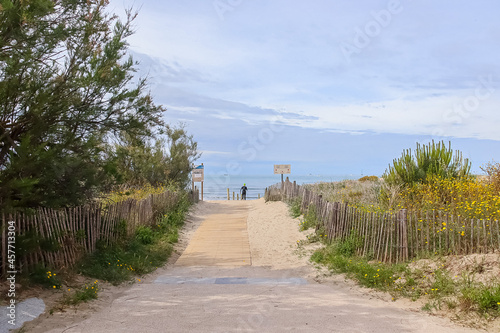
274;164;291;185
192;164;204;201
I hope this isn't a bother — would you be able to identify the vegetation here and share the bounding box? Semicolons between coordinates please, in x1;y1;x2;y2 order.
107;125;200;190
398;175;500;220
310;236;500;319
103;184;174;204
481;161;500;193
306;144;500;221
358;175;379;182
63;281;99;305
288;197;302;218
299;204;317;231
77;192;190;285
383;140;471;187
304;179;383;211
0;1;199;210
28;265;63;289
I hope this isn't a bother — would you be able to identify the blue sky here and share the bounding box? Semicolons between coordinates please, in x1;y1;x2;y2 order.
110;0;500;176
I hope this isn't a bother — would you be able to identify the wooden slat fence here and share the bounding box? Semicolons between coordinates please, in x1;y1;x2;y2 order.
265;179;500;262
0;189;199;277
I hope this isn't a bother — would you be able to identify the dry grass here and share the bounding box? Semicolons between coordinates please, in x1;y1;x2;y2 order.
304;178;382;210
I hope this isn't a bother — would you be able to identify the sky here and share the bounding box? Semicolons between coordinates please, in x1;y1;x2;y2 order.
109;0;500;177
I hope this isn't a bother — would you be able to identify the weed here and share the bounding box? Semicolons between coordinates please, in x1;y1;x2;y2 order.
422;302;436;312
445;299;458;309
358;176;379;182
288;197;302;218
460;284;500;316
135;226;154;245
63;281;99;305
299;204;317;231
429;269;455;297
28;264;62;289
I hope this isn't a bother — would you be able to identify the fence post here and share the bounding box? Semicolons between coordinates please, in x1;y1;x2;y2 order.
399;209;408;262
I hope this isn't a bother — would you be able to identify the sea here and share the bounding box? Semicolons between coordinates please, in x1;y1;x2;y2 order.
197;174;359;200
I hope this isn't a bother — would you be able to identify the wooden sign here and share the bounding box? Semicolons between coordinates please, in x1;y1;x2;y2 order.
192;164;204;182
274;164;291;174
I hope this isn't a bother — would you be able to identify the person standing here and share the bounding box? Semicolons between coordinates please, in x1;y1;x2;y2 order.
240;183;248;200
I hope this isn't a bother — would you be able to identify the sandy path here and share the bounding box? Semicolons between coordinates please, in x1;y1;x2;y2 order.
246;199;311;269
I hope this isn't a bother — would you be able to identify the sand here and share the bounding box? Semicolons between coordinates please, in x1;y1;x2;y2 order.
246;199;311;269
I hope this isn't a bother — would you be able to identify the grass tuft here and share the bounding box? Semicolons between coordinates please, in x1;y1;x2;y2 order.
63;281;99;305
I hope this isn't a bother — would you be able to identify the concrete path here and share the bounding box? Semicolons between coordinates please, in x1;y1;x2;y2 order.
36;201;481;333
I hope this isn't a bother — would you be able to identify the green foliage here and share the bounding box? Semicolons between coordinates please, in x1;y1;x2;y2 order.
460;284;500;316
115;219;128;239
77;193;191;284
63;281;99;305
0;1;165;209
430;270;455;296
288;197;302;218
15;229;42;256
383;140;471;187
335;231;363;257
39;236;62;252
28;264;62;289
299;204;317;231
108;125;200;189
135;226;154;245
311;243;404;290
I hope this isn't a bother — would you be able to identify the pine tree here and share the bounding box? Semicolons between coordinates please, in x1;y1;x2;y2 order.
0;0;164;208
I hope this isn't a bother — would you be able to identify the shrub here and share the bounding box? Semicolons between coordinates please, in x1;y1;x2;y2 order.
63;281;99;305
135;226;154;245
28;265;62;289
305;180;382;211
481;161;500;193
383;140;471;187
398;175;500;220
460;284;500;316
288;197;302;218
358;175;379;182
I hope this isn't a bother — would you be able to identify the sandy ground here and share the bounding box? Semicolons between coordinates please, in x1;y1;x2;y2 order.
9;199;500;332
246;199;313;269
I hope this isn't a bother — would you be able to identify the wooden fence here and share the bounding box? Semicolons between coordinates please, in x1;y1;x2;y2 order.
265;179;500;262
0;189;199;277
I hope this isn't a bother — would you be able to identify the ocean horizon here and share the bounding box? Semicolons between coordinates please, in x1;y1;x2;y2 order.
195;174;360;200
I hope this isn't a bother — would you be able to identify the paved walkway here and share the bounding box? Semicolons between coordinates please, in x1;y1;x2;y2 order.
175;203;251;266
